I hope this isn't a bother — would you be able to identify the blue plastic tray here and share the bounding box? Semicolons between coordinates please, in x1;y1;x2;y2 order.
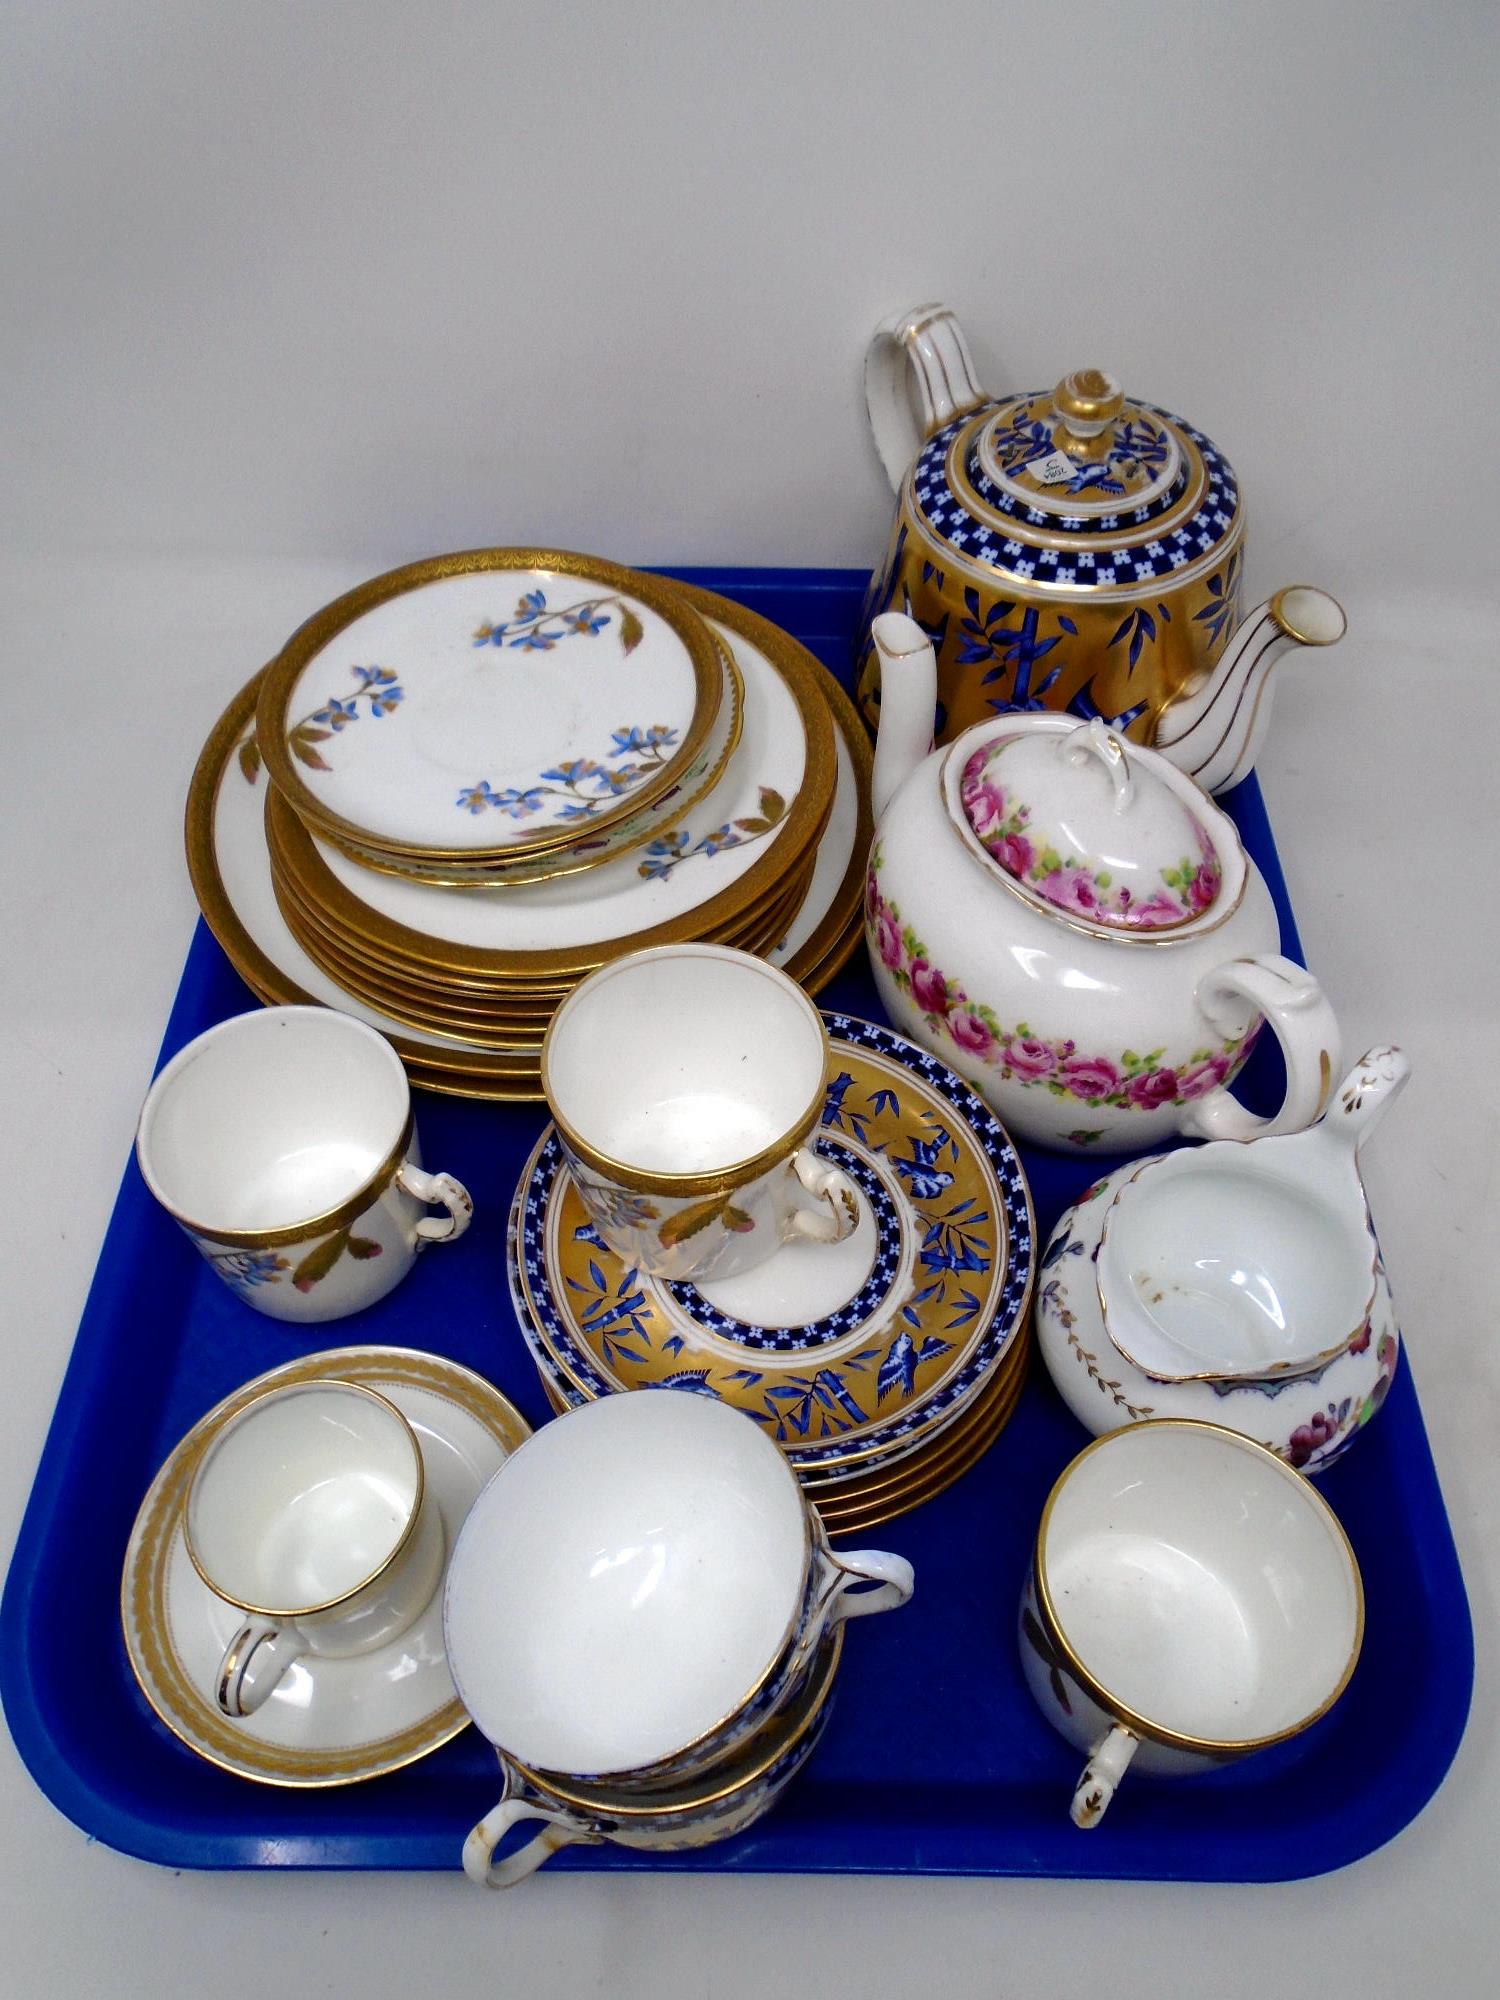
0;569;1472;1879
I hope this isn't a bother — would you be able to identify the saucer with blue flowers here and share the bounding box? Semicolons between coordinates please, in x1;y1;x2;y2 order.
508;1015;1034;1484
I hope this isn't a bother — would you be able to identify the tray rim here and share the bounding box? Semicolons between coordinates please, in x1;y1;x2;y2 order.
0;565;1475;1881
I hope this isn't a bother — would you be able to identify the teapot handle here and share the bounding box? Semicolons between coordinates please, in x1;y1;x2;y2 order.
865;304;988;491
1184;955;1341;1143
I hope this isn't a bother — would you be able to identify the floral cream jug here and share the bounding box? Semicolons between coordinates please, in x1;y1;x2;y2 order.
864;612;1342;1153
857;303;1347;789
1035;1048;1408;1473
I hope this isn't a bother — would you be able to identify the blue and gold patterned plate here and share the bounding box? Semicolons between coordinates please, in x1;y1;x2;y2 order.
507;1015;1034;1479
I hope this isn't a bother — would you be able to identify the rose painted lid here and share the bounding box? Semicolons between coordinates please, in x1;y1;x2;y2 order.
956;718;1224;932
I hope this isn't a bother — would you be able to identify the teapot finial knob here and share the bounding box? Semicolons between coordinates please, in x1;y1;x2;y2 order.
1061;718;1135;814
1053;371;1124;456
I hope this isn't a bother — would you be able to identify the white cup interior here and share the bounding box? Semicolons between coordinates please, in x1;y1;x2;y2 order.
544;948;827;1176
1042;1425;1360;1745
1101;1154;1372;1377
138;1007;409;1233
443;1391;808;1776
187;1381;420;1612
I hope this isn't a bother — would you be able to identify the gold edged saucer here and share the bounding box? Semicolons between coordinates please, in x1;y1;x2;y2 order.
121;1347;529;1787
256;549;728;873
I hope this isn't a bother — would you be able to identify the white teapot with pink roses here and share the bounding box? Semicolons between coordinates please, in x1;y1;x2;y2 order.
863;612;1342;1153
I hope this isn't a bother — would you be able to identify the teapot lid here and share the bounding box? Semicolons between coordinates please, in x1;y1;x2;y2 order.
955;719;1226;932
909;372;1241;598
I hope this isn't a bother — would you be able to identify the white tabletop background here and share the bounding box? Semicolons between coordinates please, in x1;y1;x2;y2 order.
3;3;1496;1992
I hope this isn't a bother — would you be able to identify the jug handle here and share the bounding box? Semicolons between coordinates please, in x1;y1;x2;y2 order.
865;305;988;492
1183;955;1341;1143
1326;1046;1411;1152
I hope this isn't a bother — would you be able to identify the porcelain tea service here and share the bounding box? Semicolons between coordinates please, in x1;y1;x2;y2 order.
864;612;1341;1153
184;1378;445;1717
445;1390;912;1885
108;447;1404;1871
541;944;862;1281
1036;1047;1409;1471
136;1006;472;1320
857;302;1347;776
1020;1422;1363;1826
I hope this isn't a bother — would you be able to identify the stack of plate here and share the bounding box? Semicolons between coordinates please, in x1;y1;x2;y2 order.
186;551;872;1099
506;1014;1036;1531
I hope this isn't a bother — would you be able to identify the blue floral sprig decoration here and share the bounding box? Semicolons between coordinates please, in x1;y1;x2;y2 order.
457;724;679;820
473;588;645;656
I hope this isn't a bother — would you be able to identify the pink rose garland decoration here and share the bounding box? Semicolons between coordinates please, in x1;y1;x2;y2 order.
865;857;1251;1118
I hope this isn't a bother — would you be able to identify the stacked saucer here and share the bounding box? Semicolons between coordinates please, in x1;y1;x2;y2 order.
507;1014;1036;1531
186;554;872;1100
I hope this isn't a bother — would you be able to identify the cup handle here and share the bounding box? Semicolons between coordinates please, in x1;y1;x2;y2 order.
396;1163;475;1245
463;1795;591;1889
825;1546;916;1622
784;1150;861;1246
1071;1723;1139;1829
217;1617;302;1718
1183;955;1341;1142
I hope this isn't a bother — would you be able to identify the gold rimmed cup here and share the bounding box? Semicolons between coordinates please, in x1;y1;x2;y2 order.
1021;1420;1365;1827
540;944;863;1284
135;1005;474;1320
183;1377;444;1718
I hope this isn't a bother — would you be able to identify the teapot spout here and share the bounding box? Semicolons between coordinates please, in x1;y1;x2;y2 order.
870;612;939;817
1153;586;1346;795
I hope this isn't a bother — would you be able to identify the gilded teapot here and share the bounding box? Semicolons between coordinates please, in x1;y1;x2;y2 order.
856;304;1346;791
865;613;1342;1154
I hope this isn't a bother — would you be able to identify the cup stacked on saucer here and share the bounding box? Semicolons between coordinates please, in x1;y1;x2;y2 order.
507;945;1037;1533
443;1390;913;1887
185;550;872;1100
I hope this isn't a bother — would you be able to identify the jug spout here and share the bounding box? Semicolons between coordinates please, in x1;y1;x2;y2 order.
870;612;939;818
1153;586;1346;795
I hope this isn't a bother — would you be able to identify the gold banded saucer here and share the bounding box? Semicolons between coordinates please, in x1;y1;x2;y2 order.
121;1348;529;1787
509;1014;1035;1496
256;550;727;873
186;588;867;1101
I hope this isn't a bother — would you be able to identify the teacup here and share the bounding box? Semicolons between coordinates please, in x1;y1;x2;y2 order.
1019;1420;1363;1826
184;1378;445;1716
445;1391;912;1848
462;1628;843;1888
540;944;861;1282
136;1005;472;1322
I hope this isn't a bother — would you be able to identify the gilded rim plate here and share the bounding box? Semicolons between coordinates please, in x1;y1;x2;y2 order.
261;609;834;979
256;551;724;865
185;605;864;1094
509;1014;1034;1475
318;632;745;890
120;1347;529;1788
680;586;872;990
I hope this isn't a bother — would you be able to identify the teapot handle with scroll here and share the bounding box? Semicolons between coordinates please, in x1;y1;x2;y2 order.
864;305;989;491
1184;956;1341;1143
